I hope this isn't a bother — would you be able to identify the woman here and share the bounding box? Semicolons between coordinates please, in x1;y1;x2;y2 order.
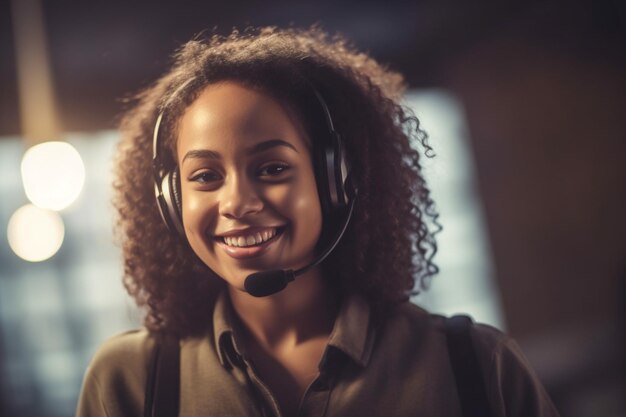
76;27;559;416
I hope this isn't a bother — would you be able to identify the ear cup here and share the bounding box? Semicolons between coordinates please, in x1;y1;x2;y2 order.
309;89;354;214
323;132;351;211
169;169;183;220
155;168;185;237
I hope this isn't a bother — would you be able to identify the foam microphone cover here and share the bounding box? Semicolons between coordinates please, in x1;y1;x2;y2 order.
244;269;296;297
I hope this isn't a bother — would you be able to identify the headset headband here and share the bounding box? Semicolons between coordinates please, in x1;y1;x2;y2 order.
152;81;355;238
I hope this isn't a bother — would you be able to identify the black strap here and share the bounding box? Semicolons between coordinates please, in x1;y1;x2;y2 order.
144;334;180;417
445;315;493;417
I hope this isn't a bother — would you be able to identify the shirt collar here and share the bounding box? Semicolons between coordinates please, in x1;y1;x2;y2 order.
213;291;375;369
213;291;242;368
327;294;375;367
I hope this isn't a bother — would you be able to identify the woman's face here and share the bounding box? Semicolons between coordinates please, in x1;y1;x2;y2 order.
177;81;323;292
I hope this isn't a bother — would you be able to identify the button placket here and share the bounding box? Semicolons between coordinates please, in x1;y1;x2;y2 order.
243;357;284;417
297;377;332;417
295;347;343;417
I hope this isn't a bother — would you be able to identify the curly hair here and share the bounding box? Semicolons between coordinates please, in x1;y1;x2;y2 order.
113;26;439;336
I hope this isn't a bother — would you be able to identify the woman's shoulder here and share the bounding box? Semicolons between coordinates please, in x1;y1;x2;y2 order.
76;329;156;417
388;302;525;376
390;301;508;347
87;329;156;376
388;302;559;416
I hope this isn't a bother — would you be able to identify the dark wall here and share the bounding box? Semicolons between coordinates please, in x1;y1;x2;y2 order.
441;5;626;414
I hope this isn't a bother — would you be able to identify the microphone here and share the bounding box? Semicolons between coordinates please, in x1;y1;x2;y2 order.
244;269;296;297
244;197;356;297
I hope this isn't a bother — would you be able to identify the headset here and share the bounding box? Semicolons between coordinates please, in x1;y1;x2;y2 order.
152;85;357;297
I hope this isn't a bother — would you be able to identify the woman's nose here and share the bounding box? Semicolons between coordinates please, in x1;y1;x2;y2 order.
218;175;263;219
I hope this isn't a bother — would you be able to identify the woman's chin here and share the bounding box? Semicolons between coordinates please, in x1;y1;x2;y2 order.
221;271;254;293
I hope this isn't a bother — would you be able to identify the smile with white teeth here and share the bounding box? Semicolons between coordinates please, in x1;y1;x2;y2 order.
222;228;278;247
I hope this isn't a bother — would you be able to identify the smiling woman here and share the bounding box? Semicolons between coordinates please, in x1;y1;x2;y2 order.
75;27;560;417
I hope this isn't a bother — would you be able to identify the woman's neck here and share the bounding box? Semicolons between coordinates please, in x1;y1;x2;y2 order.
228;267;338;349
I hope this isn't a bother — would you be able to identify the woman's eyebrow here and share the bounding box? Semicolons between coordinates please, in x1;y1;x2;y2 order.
182;149;220;164
181;139;298;165
248;139;298;155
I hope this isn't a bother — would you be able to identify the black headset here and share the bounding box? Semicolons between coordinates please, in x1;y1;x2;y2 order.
152;84;357;297
153;87;354;235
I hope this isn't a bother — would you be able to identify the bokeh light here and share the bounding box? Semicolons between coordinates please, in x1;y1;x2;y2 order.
7;204;65;262
21;141;85;210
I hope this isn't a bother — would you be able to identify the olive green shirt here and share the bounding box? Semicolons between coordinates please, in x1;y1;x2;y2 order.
76;293;560;417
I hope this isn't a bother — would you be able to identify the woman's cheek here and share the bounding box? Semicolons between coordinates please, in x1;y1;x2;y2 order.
292;179;323;254
182;192;200;239
182;192;216;249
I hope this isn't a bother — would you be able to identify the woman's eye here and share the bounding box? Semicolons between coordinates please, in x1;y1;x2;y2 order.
258;163;290;177
190;171;221;183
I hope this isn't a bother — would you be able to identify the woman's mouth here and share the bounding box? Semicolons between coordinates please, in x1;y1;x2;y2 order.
215;227;284;259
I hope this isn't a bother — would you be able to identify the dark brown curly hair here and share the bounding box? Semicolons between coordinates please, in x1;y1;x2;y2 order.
113;26;439;336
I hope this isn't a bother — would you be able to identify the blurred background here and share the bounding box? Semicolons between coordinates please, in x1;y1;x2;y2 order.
1;0;625;416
